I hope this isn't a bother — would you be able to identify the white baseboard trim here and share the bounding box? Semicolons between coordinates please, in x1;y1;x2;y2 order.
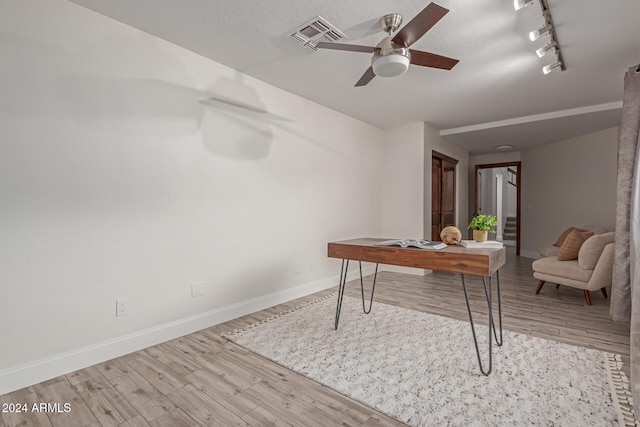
0;266;374;396
380;265;427;276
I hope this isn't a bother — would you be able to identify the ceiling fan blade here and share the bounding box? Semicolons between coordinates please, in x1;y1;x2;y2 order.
409;49;459;70
355;66;376;87
316;42;379;53
392;2;449;48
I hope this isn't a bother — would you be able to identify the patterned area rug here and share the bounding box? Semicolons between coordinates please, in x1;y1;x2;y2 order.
223;294;635;426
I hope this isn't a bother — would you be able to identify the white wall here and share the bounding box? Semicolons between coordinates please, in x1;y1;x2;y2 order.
381;123;425;238
0;0;385;391
379;122;425;275
520;127;618;258
424;124;469;240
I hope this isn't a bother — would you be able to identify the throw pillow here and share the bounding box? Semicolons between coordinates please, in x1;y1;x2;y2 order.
578;232;615;269
557;230;594;261
554;226;585;247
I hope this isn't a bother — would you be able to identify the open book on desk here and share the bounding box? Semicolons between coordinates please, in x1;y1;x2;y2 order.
374;239;447;250
457;240;504;248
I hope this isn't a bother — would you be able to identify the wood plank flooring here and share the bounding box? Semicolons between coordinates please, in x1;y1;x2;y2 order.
1;248;631;426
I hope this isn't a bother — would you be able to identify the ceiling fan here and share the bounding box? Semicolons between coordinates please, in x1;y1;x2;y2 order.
315;2;459;87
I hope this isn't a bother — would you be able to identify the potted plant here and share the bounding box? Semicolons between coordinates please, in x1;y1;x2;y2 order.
468;214;498;242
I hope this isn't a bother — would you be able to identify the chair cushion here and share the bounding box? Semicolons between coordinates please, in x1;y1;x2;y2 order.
532;257;593;283
539;245;560;258
557;230;594;261
578;232;615;270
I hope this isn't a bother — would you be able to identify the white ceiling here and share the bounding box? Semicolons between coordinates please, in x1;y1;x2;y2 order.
68;0;640;154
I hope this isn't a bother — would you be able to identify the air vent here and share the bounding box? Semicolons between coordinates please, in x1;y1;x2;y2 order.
289;16;346;51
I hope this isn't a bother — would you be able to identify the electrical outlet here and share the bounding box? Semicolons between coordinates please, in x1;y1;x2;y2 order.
116;299;128;316
191;283;205;298
292;262;313;275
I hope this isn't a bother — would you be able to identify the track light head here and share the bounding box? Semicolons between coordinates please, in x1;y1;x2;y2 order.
513;0;534;11
536;41;557;58
542;61;563;75
529;24;552;41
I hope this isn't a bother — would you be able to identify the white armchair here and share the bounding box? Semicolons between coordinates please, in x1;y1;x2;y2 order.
532;231;615;305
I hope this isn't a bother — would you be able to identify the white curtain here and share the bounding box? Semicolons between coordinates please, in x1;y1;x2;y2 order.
632;117;640;419
610;64;640;419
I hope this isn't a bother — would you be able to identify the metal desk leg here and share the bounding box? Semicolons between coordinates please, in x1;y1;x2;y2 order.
461;272;503;376
334;260;379;330
481;271;503;346
359;261;378;314
334;259;349;330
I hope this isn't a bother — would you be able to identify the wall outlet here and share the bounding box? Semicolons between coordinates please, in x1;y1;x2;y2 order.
191;283;205;298
116;299;128;316
292;262;313;275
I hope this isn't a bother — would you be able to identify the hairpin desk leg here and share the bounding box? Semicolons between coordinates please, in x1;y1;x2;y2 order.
461;272;503;376
334;259;349;330
359;261;378;314
335;260;379;330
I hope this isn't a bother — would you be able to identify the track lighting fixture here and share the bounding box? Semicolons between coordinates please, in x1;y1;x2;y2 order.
513;0;534;11
542;61;563;75
529;24;552;42
536;41;557;58
516;0;566;73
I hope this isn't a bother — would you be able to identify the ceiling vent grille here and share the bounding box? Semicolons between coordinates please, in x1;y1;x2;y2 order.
289;16;346;51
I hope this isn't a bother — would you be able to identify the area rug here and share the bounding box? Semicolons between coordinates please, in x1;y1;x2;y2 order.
223;294;635;426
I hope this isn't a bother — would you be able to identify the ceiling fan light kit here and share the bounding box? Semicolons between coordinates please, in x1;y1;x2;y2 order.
311;2;458;86
516;0;566;74
372;53;411;77
372;36;411;77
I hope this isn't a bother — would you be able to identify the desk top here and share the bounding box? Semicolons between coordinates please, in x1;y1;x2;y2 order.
328;237;506;277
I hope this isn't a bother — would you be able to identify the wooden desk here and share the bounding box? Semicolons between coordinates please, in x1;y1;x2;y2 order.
327;237;506;376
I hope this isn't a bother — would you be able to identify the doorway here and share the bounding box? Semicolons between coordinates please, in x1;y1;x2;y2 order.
474;162;521;254
432;151;458;241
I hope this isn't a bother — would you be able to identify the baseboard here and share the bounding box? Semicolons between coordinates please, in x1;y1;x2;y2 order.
0;266;374;396
380;265;427;276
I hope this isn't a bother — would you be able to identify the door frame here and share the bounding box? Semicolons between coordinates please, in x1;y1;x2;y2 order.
474;161;521;255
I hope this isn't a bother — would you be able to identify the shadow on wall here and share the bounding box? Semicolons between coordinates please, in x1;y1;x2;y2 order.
59;74;205;137
200;72;283;161
50;33;283;160
3;29;347;163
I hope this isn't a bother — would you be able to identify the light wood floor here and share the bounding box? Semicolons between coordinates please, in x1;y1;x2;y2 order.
0;249;631;427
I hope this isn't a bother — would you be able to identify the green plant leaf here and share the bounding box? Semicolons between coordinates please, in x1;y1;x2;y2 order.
468;214;498;232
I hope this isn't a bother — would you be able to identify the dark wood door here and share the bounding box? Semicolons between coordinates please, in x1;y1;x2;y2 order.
432;152;458;241
431;157;442;240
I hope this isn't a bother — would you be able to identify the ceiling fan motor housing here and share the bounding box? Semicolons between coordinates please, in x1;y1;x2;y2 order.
372;37;411;77
379;13;403;34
